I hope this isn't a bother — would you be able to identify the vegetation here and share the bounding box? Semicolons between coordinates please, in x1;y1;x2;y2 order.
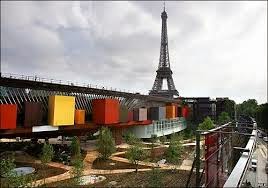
71;156;84;185
160;135;168;144
223;99;236;119
198;117;214;131
126;138;148;173
255;103;268;131
96;127;116;160
218;111;231;125
41;142;54;164
182;127;194;140
0;154;35;187
237;99;258;118
70;136;81;158
150;134;158;149
148;168;164;187
124;132;140;145
69;136;84;185
40;142;54;185
165;133;183;164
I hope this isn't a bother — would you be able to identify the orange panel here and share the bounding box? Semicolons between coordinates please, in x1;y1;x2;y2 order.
0;104;17;129
92;99;119;124
166;105;176;119
75;109;85;124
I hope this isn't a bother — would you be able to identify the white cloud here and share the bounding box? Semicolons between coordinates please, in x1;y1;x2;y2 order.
1;1;267;103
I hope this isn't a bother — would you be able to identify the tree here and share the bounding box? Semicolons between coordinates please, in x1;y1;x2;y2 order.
150;134;158;149
237;99;258;118
224;100;235;119
148;168;163;187
70;136;81;158
40;142;54;185
198;117;214;131
68;136;85;185
41;142;54;164
218;112;231;125
165;133;183;164
124;132;140;145
126;141;148;173
160;135;167;144
256;103;268;131
96;127;116;160
71;156;84;185
1;154;35;187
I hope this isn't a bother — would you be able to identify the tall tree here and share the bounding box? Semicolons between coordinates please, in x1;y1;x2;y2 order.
237;99;258;118
126;142;148;173
198;117;214;131
224;99;235;119
218;112;231;125
256;103;268;131
165;133;183;164
40;142;54;185
96;127;116;160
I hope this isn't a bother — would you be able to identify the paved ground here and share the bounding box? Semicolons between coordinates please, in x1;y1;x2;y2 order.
243;137;267;187
256;137;267;187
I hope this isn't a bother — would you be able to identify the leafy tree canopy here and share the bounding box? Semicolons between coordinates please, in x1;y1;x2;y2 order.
198;117;214;131
96;127;116;160
218;111;231;125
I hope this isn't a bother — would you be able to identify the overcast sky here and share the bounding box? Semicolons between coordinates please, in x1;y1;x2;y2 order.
1;1;267;104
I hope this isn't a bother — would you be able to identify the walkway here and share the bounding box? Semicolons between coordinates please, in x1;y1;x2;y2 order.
31;143;195;186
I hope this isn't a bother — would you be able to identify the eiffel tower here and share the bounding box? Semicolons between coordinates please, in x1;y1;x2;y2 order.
149;4;179;99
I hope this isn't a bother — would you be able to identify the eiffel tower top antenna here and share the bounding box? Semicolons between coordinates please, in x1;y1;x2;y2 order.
163;0;165;11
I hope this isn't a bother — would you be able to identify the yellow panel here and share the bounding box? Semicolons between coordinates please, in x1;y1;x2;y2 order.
48;95;75;126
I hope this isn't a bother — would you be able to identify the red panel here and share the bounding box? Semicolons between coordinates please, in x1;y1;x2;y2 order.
127;111;133;121
182;106;189;118
0;104;17;129
92;99;119;124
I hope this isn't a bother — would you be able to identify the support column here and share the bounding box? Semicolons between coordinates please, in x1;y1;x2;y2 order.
196;132;201;187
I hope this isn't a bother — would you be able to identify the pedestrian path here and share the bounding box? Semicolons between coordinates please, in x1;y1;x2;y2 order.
32;145;194;186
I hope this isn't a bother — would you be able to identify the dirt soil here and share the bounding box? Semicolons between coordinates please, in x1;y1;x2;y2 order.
47;169;200;187
92;158;151;170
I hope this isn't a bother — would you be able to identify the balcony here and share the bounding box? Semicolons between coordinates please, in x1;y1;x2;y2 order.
128;117;187;138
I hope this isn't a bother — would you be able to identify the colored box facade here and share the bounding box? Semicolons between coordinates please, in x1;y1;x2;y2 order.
119;105;128;123
92;99;119;124
133;108;147;121
182;106;189;118
166;105;176;119
75;109;85;124
24;102;43;127
48;95;75;126
0;104;17;129
127;111;133;121
149;107;166;120
177;106;182;117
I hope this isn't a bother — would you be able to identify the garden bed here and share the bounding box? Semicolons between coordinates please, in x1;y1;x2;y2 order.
92;158;151;170
1;161;67;187
47;169;202;187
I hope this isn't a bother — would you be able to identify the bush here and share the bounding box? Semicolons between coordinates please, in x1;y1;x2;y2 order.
165;133;183;164
124;132;140;145
160;135;167;144
126;140;148;173
148;168;163;187
41;142;54;164
218;112;231;125
70;136;81;158
96;127;116;160
71;155;84;185
198;117;214;131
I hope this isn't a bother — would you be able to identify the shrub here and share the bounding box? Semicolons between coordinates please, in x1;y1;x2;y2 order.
96;127;116;160
148;168;163;187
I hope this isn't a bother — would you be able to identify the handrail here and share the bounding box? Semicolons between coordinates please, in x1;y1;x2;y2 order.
1;72;138;95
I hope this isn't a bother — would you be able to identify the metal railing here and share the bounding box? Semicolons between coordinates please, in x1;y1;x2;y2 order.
1;72;145;95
